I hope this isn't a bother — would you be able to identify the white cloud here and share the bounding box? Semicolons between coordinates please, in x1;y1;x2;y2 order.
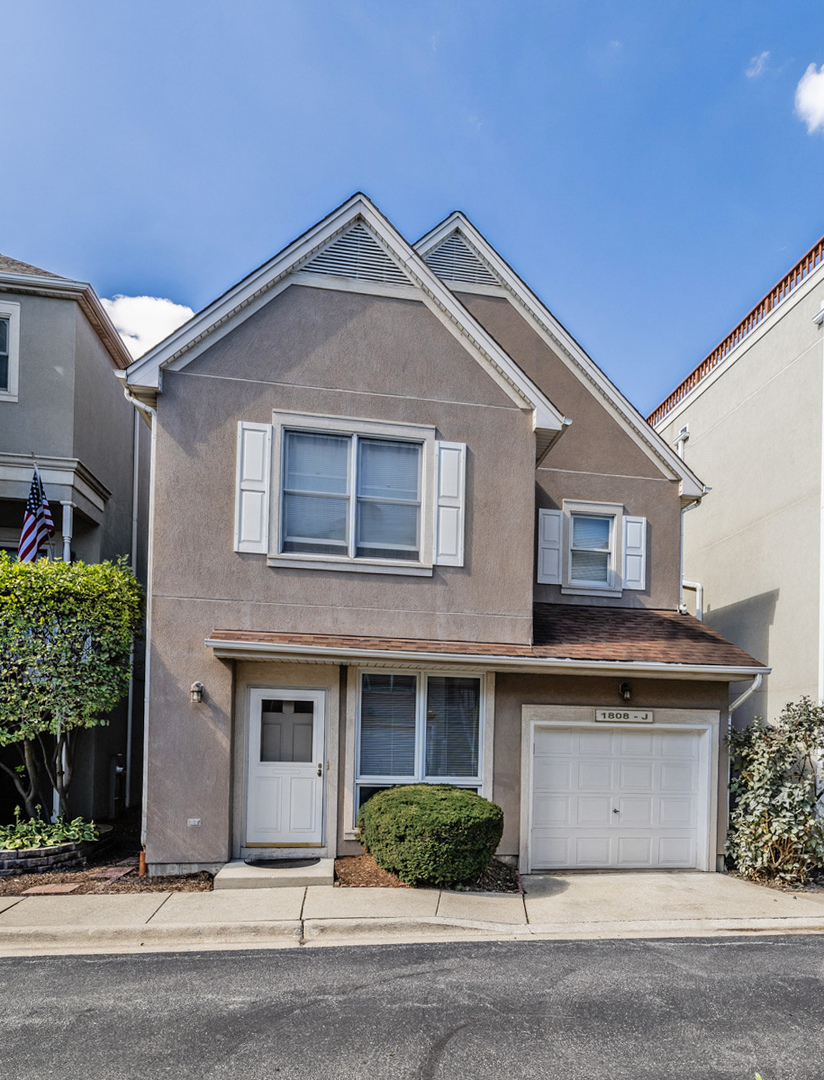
102;294;194;359
746;51;770;78
795;63;824;133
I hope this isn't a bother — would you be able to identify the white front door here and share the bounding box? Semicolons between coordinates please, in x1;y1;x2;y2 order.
530;725;707;870
246;688;325;846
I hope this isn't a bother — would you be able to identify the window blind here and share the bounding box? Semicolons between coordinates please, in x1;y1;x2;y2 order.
359;673;417;777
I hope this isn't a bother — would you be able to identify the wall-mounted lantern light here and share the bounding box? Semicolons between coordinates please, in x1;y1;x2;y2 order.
619;681;632;702
190;681;204;704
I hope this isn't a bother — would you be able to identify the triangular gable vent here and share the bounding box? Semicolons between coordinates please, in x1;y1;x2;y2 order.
424;232;500;287
300;221;411;286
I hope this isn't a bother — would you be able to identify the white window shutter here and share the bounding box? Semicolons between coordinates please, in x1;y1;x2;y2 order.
433;441;466;566
537;508;563;584
623;516;647;590
234;422;272;553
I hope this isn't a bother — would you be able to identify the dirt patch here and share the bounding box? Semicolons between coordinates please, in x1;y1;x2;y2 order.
335;854;521;893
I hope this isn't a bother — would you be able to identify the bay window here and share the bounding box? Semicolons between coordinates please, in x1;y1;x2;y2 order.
355;671;484;814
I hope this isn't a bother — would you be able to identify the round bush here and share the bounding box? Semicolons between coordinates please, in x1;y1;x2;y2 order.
357;785;504;888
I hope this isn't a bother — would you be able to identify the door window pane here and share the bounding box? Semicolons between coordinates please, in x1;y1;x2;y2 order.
260;700;314;763
425;677;480;777
359;673;417;776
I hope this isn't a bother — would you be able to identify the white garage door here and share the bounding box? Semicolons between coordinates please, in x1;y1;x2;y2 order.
530;725;705;870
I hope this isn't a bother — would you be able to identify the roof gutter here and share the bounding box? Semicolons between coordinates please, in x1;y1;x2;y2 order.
204;636;769;681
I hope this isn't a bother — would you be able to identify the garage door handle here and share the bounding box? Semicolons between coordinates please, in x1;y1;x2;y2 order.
612;808;620;814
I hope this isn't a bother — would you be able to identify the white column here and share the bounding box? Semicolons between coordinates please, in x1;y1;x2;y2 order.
60;501;74;563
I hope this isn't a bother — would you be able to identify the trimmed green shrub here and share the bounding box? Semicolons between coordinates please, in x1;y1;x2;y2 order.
358;784;504;888
726;697;824;884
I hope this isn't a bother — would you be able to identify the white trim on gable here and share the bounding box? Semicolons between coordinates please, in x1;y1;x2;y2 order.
124;194;570;461
415;214;706;501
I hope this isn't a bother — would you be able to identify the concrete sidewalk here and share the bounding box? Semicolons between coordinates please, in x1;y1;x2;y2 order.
2;871;824;955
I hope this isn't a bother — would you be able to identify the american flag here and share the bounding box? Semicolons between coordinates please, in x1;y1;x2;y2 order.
18;467;55;562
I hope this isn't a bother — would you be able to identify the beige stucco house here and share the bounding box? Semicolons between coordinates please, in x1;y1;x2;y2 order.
124;194;765;877
0;253;150;819
652;233;824;731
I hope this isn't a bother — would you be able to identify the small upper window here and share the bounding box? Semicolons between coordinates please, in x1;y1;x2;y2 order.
0;302;20;401
569;513;613;586
281;430;422;562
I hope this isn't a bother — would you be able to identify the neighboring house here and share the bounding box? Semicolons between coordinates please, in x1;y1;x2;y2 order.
652;233;824;730
124;194;765;877
0;253;150;819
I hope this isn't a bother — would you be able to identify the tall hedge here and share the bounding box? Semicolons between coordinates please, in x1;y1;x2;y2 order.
358;784;504;888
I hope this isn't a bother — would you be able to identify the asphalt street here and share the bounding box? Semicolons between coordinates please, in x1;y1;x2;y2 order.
2;936;823;1079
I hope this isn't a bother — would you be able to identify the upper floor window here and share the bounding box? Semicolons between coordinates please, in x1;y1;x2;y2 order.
0;302;20;402
234;412;467;575
537;500;647;595
282;430;422;561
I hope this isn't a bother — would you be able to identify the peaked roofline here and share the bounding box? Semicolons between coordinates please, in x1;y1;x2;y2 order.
0;269;133;370
124;193;568;444
415;212;706;500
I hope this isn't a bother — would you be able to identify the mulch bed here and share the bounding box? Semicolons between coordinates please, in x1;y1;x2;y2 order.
0;810;213;896
335;853;521;893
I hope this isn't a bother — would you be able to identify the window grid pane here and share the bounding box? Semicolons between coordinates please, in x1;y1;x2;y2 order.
358;673;417;777
425;677;480;777
0;317;8;393
570;514;612;584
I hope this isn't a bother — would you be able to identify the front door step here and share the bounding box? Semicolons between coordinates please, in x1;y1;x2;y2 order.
213;858;335;890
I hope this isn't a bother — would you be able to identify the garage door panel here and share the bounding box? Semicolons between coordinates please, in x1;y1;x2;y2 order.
576;837;611;866
618;797;653;825
617;836;652;865
530;725;706;871
619;762;654;790
533;795;570;826
661;763;697;792
578;761;612;789
578;730;614;755
577;796;612;825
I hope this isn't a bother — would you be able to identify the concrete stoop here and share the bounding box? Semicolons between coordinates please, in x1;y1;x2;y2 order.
213;859;335;890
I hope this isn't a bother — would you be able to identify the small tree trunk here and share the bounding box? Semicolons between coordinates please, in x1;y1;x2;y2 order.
53;730;74;819
0;741;41;819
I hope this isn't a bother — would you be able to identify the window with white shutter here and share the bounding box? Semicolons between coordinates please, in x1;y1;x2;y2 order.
537;508;563;584
433;441;466;567
234;422;272;553
622;516;647;590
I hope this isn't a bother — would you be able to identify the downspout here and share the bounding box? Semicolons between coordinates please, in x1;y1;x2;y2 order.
122;385;156;846
682;580;703;621
125;409;140;808
724;671;765;866
678;500;701;614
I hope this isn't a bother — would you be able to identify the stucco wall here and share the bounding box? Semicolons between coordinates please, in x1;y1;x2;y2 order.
456;292;683;609
657;274;824;727
151;284;537;645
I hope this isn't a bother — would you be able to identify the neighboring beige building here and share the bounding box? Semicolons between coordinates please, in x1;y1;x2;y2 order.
125;194;765;877
0;253;150;819
653;233;824;730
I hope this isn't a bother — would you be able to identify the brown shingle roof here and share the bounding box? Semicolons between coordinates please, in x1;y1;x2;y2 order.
209;603;765;670
0;253;63;278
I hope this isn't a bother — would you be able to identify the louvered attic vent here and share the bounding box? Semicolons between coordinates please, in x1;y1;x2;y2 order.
424;232;500;286
301;222;410;285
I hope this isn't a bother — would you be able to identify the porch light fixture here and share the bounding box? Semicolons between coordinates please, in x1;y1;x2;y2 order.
190;681;204;704
619;681;632;701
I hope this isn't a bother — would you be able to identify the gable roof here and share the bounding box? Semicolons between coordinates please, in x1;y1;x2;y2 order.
123;194;570;458
0;256;132;370
415;213;706;500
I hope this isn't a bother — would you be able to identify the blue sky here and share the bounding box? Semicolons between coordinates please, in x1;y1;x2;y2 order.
4;1;824;413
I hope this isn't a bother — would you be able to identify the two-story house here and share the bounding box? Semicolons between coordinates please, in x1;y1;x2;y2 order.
124;194;766;877
651;233;824;731
0;253;150;819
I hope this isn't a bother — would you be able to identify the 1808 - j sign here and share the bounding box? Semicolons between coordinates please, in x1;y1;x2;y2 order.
594;709;654;724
